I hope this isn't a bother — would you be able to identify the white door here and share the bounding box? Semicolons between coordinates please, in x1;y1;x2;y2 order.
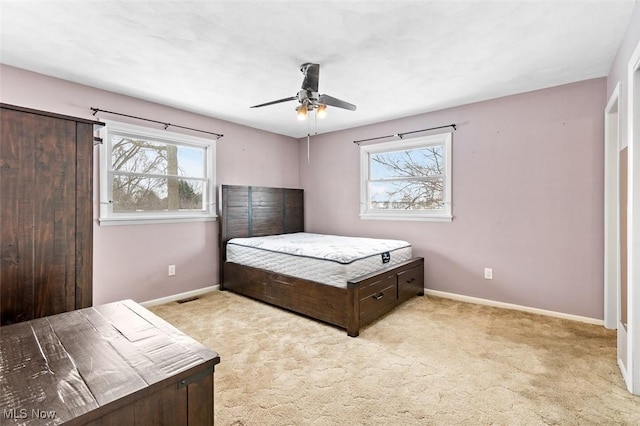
623;38;640;394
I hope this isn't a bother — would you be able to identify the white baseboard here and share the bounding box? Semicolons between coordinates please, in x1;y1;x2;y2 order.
140;285;219;308
424;289;604;326
140;286;603;325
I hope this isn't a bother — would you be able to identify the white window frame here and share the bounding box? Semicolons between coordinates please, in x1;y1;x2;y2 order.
98;120;216;226
360;132;453;222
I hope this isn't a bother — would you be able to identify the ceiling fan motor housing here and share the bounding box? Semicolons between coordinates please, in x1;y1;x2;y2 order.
297;89;320;108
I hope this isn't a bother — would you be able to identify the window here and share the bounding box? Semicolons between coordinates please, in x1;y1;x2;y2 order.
360;132;452;221
99;121;216;225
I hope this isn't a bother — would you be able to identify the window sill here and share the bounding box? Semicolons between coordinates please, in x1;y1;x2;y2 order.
359;212;453;222
98;215;217;226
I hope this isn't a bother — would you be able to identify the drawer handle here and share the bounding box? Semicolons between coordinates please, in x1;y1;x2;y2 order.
372;292;384;300
406;278;416;283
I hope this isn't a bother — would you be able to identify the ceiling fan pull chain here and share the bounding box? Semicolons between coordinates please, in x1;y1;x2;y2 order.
307;117;311;164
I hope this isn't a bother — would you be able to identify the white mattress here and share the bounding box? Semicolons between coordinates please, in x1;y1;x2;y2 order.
226;232;412;288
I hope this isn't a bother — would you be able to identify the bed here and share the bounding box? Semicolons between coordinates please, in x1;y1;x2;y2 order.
219;185;424;337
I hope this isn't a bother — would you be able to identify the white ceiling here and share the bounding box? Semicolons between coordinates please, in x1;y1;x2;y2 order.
0;1;636;138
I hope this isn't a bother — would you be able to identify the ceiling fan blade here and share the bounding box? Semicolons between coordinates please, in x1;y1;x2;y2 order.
301;63;319;92
250;96;297;108
318;94;357;111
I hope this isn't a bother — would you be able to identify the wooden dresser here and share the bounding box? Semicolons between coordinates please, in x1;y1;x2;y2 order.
0;300;220;425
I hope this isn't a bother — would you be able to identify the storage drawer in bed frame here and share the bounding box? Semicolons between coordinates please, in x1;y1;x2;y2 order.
358;271;397;326
397;263;425;303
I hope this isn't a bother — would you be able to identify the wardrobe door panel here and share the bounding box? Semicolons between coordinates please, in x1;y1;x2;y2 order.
1;110;37;324
32;115;77;319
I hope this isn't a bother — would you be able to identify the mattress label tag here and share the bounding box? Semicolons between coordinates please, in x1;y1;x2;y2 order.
381;252;390;263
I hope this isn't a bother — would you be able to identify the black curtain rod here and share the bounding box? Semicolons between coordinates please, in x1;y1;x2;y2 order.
91;107;224;139
353;123;456;145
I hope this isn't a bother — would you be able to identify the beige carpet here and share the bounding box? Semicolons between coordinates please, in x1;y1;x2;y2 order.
150;291;640;425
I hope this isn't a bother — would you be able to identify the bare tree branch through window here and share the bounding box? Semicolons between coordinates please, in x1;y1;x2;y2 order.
370;146;444;210
110;135;205;212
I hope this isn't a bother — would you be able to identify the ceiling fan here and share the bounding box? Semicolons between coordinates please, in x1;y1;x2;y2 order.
250;63;357;120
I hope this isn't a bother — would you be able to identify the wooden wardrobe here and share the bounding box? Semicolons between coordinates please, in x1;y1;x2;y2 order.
0;103;99;325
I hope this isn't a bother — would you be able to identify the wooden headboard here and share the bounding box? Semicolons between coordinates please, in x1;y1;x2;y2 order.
218;185;304;283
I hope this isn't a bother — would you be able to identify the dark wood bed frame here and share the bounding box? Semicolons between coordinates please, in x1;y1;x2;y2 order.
219;185;424;337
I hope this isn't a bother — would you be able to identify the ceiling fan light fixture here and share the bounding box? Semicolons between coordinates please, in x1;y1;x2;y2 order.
296;104;308;120
251;63;356;120
316;104;327;118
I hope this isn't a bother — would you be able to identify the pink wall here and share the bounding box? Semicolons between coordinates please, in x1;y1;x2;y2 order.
0;64;299;304
300;78;606;320
0;63;610;319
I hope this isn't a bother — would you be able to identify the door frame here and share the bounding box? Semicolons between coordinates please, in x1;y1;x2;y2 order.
604;82;620;331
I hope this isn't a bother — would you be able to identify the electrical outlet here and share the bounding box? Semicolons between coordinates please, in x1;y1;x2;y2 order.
168;264;176;276
484;268;493;280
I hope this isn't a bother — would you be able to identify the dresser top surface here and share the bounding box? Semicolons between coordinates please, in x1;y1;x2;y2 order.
0;299;220;424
